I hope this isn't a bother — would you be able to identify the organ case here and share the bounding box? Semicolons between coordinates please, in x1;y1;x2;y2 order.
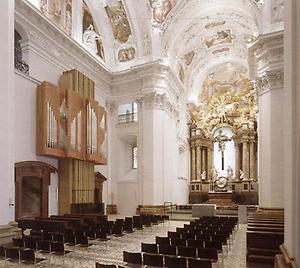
36;78;107;165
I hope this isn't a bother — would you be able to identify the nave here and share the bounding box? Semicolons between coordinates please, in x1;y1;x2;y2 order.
0;215;273;268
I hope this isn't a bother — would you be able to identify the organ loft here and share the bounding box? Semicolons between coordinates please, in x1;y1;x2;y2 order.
0;0;299;267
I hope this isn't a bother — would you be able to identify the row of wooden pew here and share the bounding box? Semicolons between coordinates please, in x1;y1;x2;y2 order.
114;216;238;268
246;208;284;264
0;213;169;266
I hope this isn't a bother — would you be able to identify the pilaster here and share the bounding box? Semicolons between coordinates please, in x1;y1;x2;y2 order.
249;30;284;208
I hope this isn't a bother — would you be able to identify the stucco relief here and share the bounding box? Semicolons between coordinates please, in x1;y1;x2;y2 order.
105;2;132;43
212;47;230;55
183;51;195;66
149;0;176;24
118;47;136;62
204;30;235;49
205;20;226;29
39;0;72;36
199;63;248;101
178;63;185;84
271;0;284;23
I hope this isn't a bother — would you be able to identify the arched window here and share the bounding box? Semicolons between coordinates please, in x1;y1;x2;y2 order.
14;30;29;75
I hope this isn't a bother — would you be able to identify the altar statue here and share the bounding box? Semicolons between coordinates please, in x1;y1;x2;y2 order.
227;165;233;181
201;171;206;181
83;24;100;55
212;167;218;181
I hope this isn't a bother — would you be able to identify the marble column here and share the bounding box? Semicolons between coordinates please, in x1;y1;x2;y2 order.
196;145;202;180
249;141;255;180
242;141;249;180
207;146;212;181
235;143;240;180
202;148;207;174
191;145;196;181
0;0;15;225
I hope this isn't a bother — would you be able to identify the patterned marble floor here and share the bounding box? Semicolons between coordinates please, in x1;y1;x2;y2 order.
0;220;273;268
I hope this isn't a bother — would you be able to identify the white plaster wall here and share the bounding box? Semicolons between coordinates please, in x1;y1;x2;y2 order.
140;108;154;204
14;73;58;167
0;0;15;225
117;181;138;215
172;149;189;204
258;88;284;208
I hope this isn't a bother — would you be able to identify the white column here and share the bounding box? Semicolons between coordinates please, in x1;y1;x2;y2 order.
242;141;249;180
249;31;284;208
0;0;15;225
283;0;300;263
196;145;201;180
249;141;255;180
191;145;196;181
235;143;240;180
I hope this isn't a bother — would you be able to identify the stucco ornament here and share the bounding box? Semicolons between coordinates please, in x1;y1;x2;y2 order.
150;0;174;24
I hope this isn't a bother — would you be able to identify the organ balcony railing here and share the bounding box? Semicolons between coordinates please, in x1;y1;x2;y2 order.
118;112;137;124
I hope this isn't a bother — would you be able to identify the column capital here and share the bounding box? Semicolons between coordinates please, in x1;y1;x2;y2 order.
254;70;284;95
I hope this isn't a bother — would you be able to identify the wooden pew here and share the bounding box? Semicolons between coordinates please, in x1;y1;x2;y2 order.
246;210;284;264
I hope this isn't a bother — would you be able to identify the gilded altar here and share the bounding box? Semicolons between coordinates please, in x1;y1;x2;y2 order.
188;70;258;204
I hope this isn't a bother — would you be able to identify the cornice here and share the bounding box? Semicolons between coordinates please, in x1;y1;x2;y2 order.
15;1;186;105
15;0;112;93
248;30;284;52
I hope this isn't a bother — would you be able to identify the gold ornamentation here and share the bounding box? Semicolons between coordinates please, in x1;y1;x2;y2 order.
190;79;258;138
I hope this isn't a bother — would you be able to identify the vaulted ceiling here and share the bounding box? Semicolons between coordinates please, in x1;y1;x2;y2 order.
83;0;263;102
31;0;265;101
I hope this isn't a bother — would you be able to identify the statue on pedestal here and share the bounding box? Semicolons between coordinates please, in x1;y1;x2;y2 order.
212;167;218;182
201;171;207;181
227;165;233;181
83;24;101;55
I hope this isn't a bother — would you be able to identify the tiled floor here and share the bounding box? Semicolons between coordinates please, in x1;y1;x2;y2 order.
0;220;273;268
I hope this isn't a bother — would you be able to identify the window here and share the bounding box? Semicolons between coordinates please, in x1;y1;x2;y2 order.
118;102;137;123
132;146;138;169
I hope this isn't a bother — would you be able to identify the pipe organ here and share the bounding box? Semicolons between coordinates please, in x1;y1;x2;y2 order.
37;70;107;214
37;76;106;165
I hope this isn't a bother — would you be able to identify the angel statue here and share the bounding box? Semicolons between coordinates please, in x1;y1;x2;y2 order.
212;167;218;182
82;24;101;55
201;171;207;181
227;165;233;181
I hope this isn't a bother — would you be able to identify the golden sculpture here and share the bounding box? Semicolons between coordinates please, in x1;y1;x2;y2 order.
191;79;257;138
